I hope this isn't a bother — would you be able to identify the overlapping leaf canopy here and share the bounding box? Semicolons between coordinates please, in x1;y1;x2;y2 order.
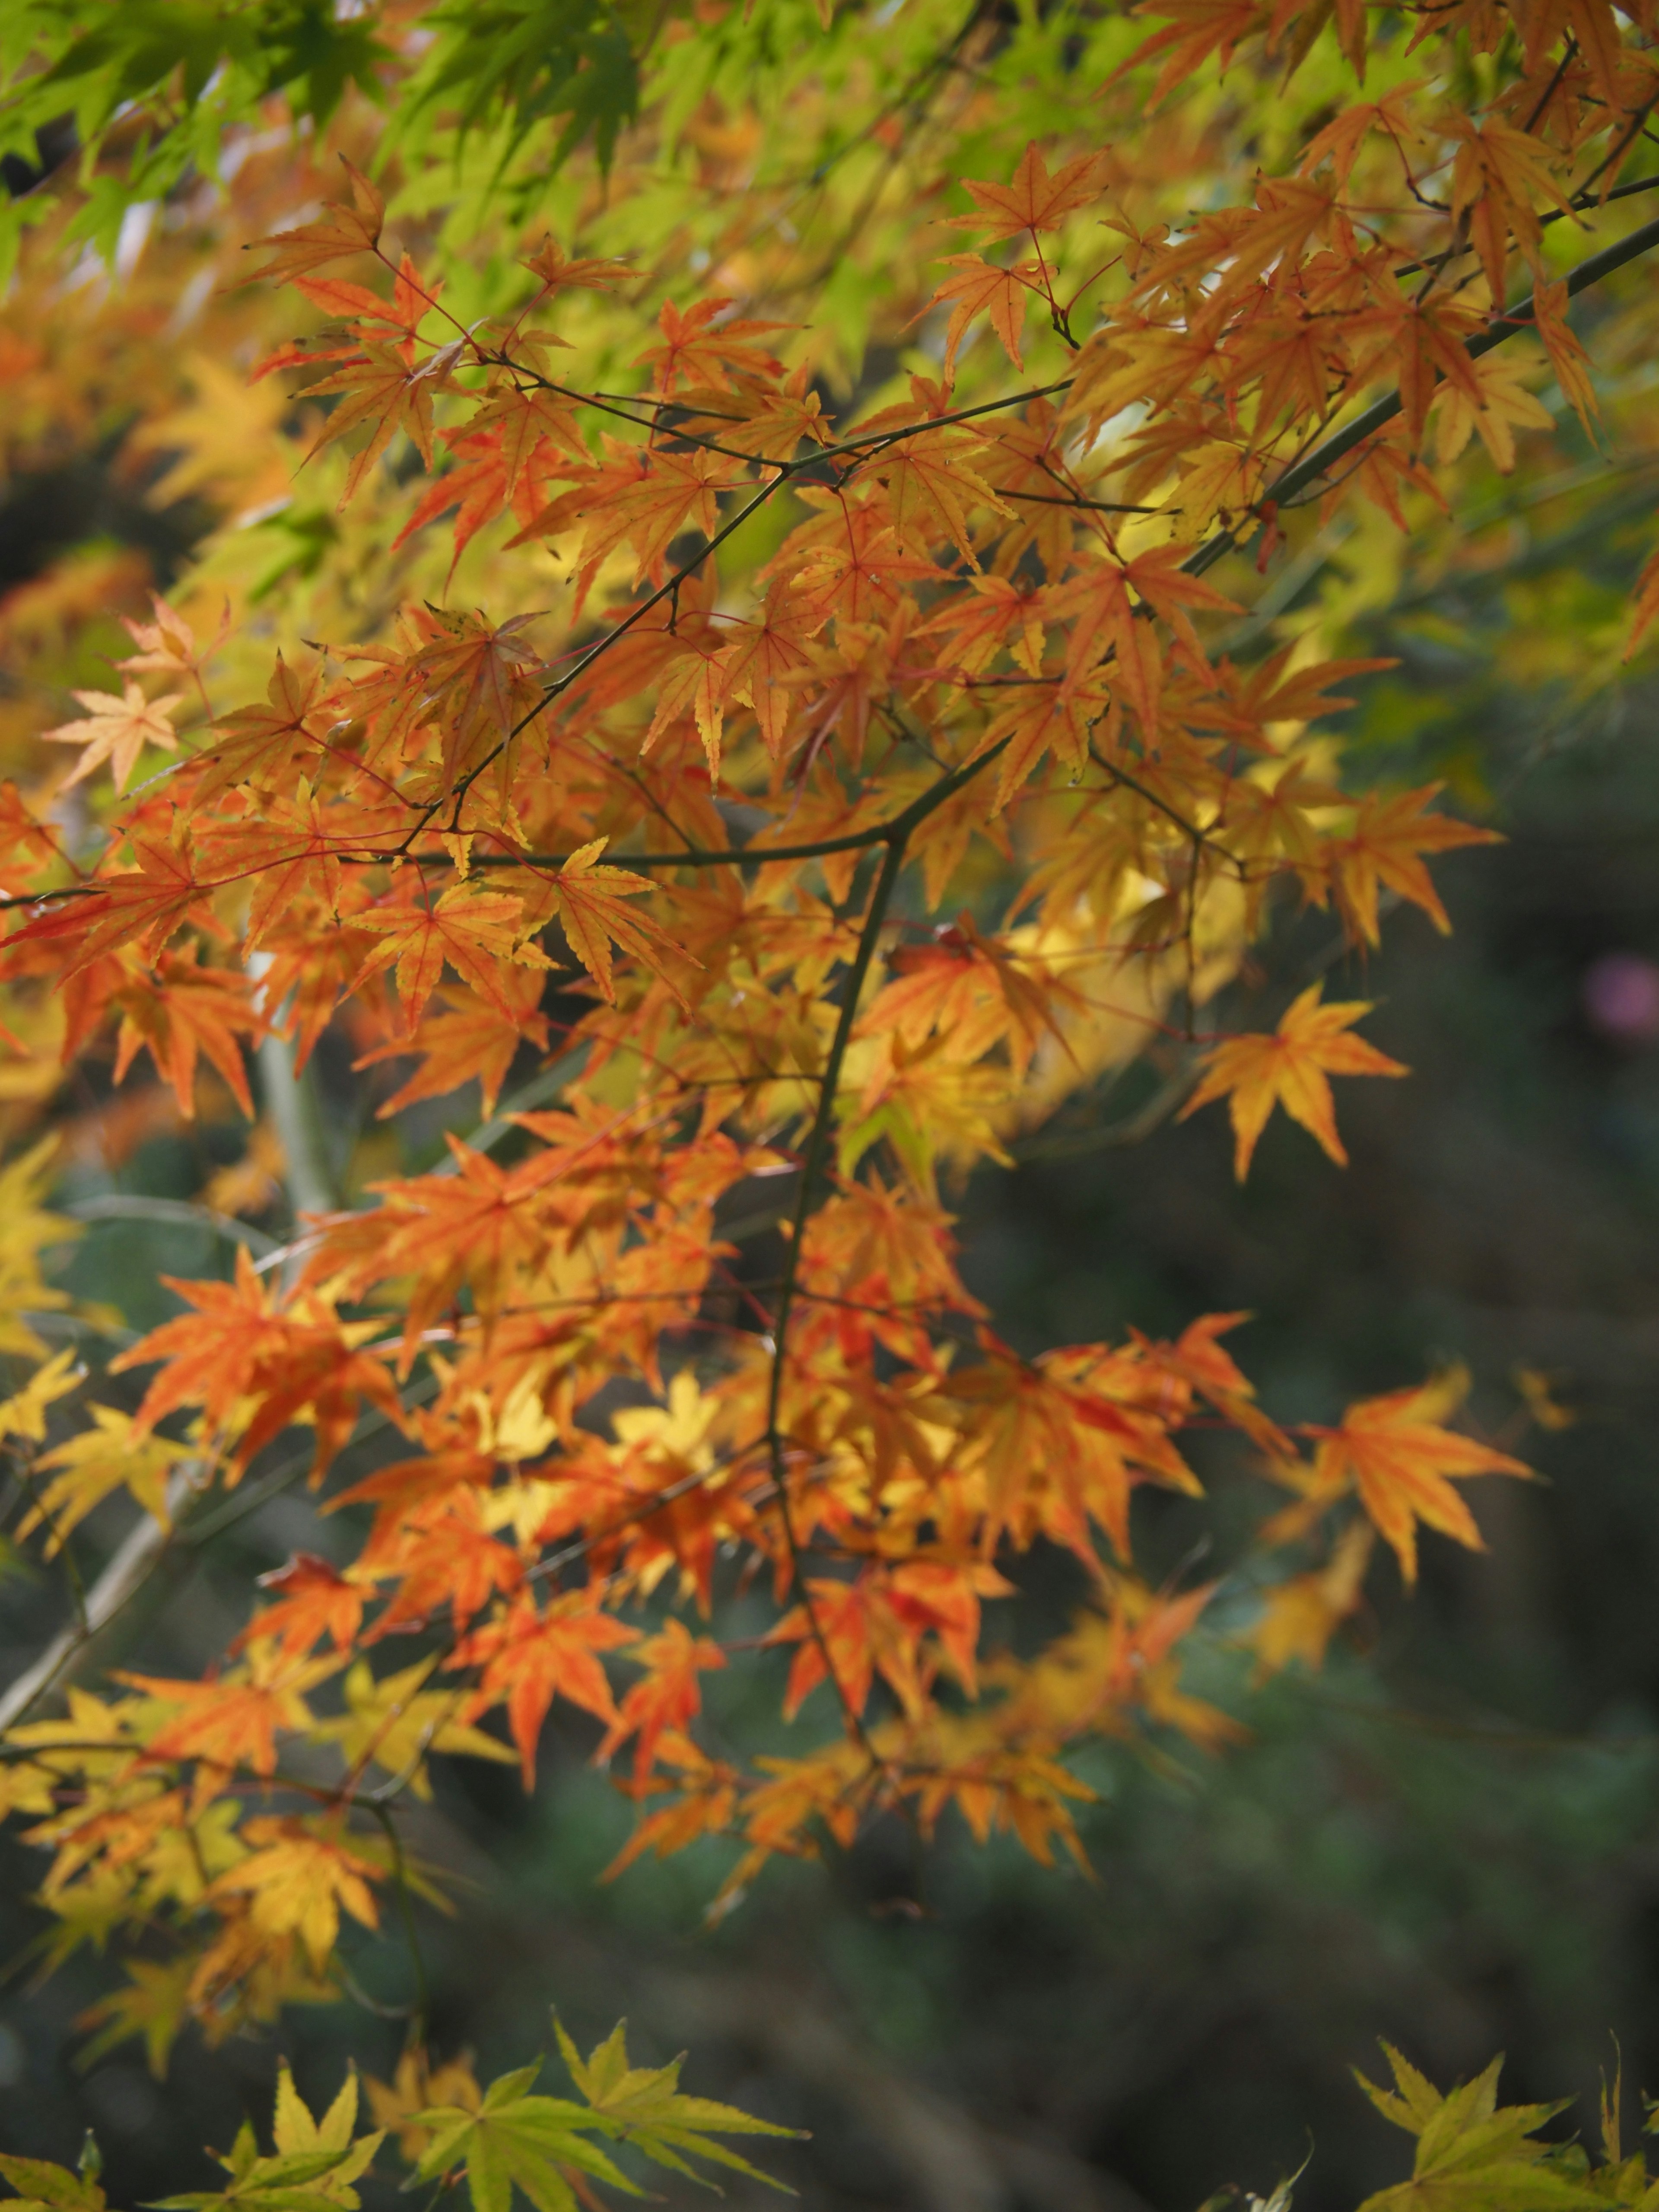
0;0;1655;2081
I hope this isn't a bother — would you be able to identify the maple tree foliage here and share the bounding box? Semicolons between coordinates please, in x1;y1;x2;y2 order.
0;0;1656;2121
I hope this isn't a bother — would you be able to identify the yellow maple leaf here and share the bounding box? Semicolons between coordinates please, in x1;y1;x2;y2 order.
18;1405;191;1554
1248;1521;1374;1680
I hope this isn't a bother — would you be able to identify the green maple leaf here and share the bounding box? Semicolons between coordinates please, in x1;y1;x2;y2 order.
1355;2047;1605;2212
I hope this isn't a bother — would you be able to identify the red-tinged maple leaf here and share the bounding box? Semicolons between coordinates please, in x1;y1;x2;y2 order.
1297;85;1428;188
41;681;184;793
925;574;1046;682
603;1732;741;1879
863;912;1076;1081
521;235;636;299
355;968;550;1119
636;297;789;397
1112;0;1266;104
245;156;385;285
1179;983;1408;1179
1305;1379;1532;1585
7;826;209;976
927;256;1043;372
1446;116;1574;306
236;1554;365;1659
1320;783;1500;945
977;680;1104;808
452;1593;636;1784
121;1649;335;1777
111;1244;403;1478
599;1620;726;1779
189;652;337;801
299;337;464;505
353;881;553;1027
718;594;818;757
879;433;1012;566
1530;278;1597;435
367;1491;524;1637
950;143;1111;242
542;840;689;1004
111;948;264;1118
394;607;545;788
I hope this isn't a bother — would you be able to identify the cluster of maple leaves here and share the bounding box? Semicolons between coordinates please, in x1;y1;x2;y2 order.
0;0;1654;2083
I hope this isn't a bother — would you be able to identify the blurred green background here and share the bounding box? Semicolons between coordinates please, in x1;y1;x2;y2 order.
5;368;1659;2212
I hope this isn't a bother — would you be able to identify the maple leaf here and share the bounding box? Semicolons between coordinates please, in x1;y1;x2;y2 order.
1323;785;1501;946
111;949;265;1118
75;1955;197;2079
6;825;210;975
1628;532;1659;659
1431;350;1554;474
41;681;184;792
451;1593;636;1784
541;839;690;1004
554;2016;799;2181
1113;0;1266;105
237;1553;364;1658
121;1646;336;1777
0;1344;80;1444
300;337;464;505
115;591;229;696
598;1619;725;1779
951;143;1110;242
19;1405;190;1554
1306;1375;1532;1585
312;1655;516;1799
246;157;385;285
1179;984;1408;1178
191;652;336;801
927;256;1042;372
209;1815;379;1970
521;235;636;298
356;969;550;1118
1352;2046;1598;2212
111;1244;403;1478
1247;1521;1373;1679
353;882;553;1027
636;296;788;396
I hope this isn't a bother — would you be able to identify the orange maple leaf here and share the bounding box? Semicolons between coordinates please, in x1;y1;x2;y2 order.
1305;1377;1532;1584
121;1648;334;1777
8;827;210;975
355;969;550;1119
927;256;1043;372
1180;983;1408;1178
1322;784;1500;946
541;840;690;1004
599;1620;726;1780
237;1554;365;1659
112;1244;403;1478
951;144;1111;242
353;881;553;1027
453;1593;636;1785
111;949;265;1118
245;156;385;285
